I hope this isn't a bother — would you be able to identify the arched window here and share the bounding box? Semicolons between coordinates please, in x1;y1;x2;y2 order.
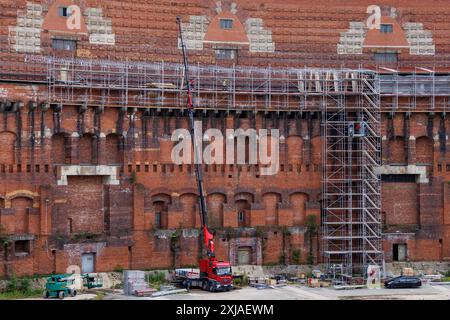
235;193;254;227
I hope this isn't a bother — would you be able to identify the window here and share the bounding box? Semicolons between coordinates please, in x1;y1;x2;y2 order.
215;49;236;60
213;267;232;276
220;19;233;29
374;52;398;64
155;212;162;229
380;24;393;33
14;240;30;256
52;39;77;51
393;243;407;262
238;211;244;222
67;218;73;234
381;174;416;183
58;7;70;17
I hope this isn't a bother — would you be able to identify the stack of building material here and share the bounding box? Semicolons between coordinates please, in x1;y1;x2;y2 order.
402;268;414;276
249;277;267;286
123;270;155;296
151;289;187;297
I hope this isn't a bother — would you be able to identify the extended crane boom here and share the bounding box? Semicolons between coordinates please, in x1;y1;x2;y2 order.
174;17;233;292
177;16;215;257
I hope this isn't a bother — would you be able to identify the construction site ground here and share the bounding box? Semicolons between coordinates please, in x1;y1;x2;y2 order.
95;284;450;300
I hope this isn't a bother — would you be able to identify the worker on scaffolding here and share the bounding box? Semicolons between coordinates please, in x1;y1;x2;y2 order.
348;120;367;138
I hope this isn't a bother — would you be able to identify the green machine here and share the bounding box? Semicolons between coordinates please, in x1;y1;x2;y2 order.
43;274;77;299
82;273;103;289
43;273;103;299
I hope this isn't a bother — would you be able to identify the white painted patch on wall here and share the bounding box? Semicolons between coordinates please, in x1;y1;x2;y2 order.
245;18;275;53
9;2;43;53
403;23;435;55
0;88;9;98
178;15;209;50
337;22;366;55
85;7;115;45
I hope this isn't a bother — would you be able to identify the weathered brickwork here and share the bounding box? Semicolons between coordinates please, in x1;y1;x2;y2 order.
0;0;449;277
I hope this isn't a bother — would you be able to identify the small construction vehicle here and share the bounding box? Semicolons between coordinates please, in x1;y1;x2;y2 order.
43;273;103;299
82;273;103;289
175;17;233;292
43;274;77;299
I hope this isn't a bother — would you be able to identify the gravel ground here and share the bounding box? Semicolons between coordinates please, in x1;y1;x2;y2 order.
102;284;450;300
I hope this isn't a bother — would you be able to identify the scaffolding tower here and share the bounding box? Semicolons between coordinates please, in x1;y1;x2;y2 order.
322;69;383;283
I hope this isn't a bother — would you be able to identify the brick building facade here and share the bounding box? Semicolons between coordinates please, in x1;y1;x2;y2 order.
0;0;449;277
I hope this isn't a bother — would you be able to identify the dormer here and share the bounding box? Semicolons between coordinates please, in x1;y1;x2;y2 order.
41;0;88;54
363;16;409;63
337;7;435;64
42;0;88;35
204;11;249;46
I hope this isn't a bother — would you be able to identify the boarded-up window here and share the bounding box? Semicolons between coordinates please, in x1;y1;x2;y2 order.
374;52;398;64
11;197;33;234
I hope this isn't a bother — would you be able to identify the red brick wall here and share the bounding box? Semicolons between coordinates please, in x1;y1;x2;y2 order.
0;132;15;164
382;182;418;226
64;176;104;234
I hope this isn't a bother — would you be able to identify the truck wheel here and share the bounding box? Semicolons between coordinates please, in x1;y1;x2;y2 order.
43;290;49;299
58;291;65;299
70;289;77;297
209;282;215;292
202;281;208;291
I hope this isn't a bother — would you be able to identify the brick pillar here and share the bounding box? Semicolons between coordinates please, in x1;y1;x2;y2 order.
69;132;79;164
303;136;310;166
386;112;395;162
444;182;450;226
404;113;410;164
98;133;106;165
132;183;145;231
408;136;416;164
304;113;313;165
382;136;389;164
39;185;52;236
439;113;446;162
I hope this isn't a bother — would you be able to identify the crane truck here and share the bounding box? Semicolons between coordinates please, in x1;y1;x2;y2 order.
174;17;233;292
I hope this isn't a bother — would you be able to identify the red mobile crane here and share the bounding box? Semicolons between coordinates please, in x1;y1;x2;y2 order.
174;17;233;292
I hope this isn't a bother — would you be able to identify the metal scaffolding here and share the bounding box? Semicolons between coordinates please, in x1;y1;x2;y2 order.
321;69;383;283
40;54;387;279
34;54;380;111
